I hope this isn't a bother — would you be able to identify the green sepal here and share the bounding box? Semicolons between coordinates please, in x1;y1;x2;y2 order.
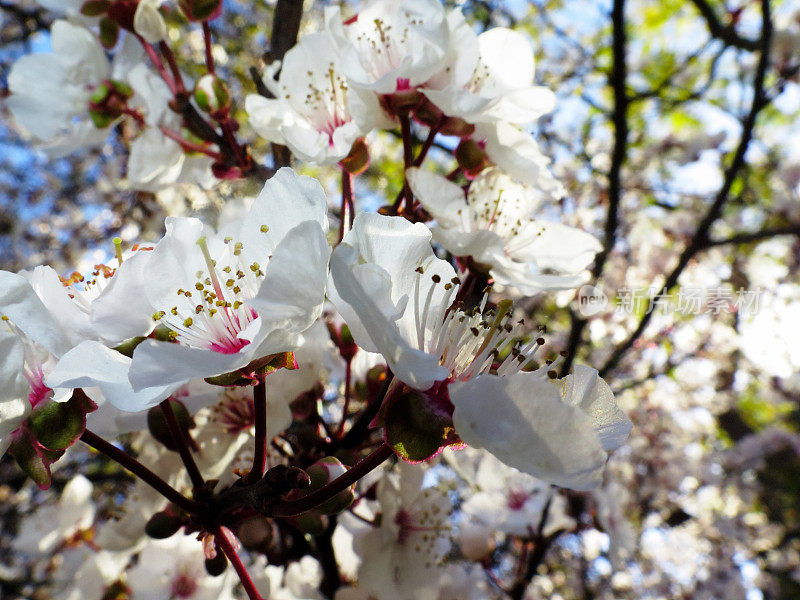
29;390;98;452
8;427;65;490
81;0;110;16
99;17;119;49
113;336;146;358
384;390;453;463
204;352;298;386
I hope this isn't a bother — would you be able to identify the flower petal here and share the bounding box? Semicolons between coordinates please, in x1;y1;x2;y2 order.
450;373;609;490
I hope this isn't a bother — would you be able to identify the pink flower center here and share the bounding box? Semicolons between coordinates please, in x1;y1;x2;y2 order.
171;573;198;599
507;489;530;511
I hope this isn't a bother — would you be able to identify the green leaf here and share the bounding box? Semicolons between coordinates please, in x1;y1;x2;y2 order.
29;390;98;452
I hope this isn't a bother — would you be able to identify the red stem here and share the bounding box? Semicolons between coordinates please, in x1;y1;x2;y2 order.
336;358;353;438
80;429;201;514
159;400;204;490
159;41;187;95
413;116;444;167
249;378;268;483
215;528;264;600
138;36;177;95
203;21;216;74
160;127;224;160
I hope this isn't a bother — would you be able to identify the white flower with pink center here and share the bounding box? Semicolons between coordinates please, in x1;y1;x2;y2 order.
328;213;631;489
108;168;331;401
324;0;450;95
354;464;450;600
246;33;380;165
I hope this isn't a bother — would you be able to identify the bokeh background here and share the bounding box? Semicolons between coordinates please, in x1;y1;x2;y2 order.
1;0;800;598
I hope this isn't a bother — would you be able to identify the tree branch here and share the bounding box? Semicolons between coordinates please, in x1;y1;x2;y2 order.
689;0;760;52
599;0;773;377
561;0;629;375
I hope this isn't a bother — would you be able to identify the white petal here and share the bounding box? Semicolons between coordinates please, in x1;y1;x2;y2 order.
246;220;331;353
133;0;167;44
128;338;248;392
405;167;466;229
451;373;609;490
0;270;73;357
245;95;291;144
90;250;156;345
329;243;447;390
561;366;632;452
45;341;173;412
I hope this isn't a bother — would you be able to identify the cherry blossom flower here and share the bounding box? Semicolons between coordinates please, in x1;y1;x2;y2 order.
246;33;381;164
126;534;237;600
13;475;96;556
112;168;331;399
324;0;450;95
6;21;118;156
353;464;451;600
423;27;556;125
406;166;602;295
329;213;630;488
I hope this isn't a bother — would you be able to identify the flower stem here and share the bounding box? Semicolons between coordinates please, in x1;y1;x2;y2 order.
138;36;177;95
159;400;204;490
248;378;268;483
160;127;224;160
80;429;201;514
202;21;215;75
413;115;443;167
215;527;264;600
159;41;187;95
336;357;352;438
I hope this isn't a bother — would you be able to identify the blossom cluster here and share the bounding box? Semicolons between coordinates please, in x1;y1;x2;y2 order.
1;1;633;599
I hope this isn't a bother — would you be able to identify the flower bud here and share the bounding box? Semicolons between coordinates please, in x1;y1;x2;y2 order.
204;552;228;577
339;138;370;176
455;138;489;178
146;399;196;452
134;0;167;44
304;457;355;515
179;0;223;22
288;512;328;536
145;511;183;539
194;74;231;118
89;80;134;129
458;522;494;560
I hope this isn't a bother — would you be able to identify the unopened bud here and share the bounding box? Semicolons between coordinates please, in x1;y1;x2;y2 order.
289;512;327;535
134;0;167;44
194;74;231;118
305;457;355;515
339;137;370;175
147;399;196;452
144;511;183;539
204;552;228;577
179;0;223;22
458;522;494;560
455;138;489;178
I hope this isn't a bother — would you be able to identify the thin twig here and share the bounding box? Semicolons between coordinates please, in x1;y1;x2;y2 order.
80;429;201;514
